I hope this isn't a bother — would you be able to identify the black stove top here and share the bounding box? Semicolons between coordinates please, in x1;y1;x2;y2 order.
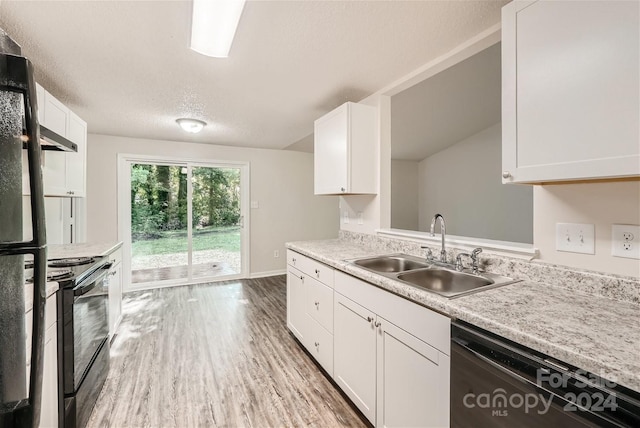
25;256;107;287
48;257;96;268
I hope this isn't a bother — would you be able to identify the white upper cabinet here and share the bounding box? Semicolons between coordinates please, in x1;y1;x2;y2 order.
25;85;87;197
42;90;69;137
314;102;377;195
35;83;45;123
502;0;640;183
65;111;87;197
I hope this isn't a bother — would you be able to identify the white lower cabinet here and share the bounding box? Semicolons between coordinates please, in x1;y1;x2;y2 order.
40;322;58;428
107;247;123;338
286;268;308;343
376;316;450;428
334;293;377;423
306;313;334;375
334;271;450;428
25;291;58;428
286;250;335;376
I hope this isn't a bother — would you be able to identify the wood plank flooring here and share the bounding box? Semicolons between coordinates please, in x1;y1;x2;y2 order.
87;275;368;428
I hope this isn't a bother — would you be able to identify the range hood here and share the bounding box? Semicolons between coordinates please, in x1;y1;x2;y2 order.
38;125;77;152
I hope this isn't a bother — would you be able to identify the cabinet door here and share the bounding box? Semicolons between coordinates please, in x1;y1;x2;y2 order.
42;151;67;196
333;292;377;424
108;262;123;337
42;91;68;137
376;317;450;428
66;111;87;197
502;0;640;183
36;83;45;124
286;268;307;343
40;324;58;428
314;103;348;194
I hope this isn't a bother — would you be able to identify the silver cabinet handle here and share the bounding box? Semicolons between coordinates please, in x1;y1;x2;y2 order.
314;342;319;347
367;316;373;323
374;321;381;328
315;269;320;276
340;187;346;192
314;301;319;308
502;171;512;179
299;275;304;281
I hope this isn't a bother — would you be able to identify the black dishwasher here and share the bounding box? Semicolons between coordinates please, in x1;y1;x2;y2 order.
451;321;640;427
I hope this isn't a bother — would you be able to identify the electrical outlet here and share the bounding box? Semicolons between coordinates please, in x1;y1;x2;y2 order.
273;250;279;258
612;224;640;259
555;223;595;255
357;212;364;225
343;211;350;224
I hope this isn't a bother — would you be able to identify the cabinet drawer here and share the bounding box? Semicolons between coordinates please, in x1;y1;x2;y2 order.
107;247;122;267
25;293;56;366
306;315;334;377
306;276;333;333
287;250;334;287
287;250;303;269
335;271;450;355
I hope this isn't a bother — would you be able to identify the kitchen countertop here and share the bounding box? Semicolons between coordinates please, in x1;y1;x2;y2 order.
24;280;58;313
48;241;123;260
286;239;640;392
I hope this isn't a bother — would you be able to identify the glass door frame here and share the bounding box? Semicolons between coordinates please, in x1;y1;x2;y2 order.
117;154;250;291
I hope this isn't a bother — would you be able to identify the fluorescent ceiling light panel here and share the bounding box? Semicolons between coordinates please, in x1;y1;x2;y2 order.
190;0;246;58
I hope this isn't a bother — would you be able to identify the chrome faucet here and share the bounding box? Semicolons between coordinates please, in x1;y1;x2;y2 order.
430;213;447;263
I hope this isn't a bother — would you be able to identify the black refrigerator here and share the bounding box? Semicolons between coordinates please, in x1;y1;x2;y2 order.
0;28;48;428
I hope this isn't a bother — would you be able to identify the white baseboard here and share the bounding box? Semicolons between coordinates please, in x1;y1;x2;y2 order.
249;269;286;279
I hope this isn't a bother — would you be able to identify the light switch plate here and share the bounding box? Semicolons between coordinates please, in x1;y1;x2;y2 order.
612;224;640;259
343;211;349;224
555;223;595;255
250;200;259;209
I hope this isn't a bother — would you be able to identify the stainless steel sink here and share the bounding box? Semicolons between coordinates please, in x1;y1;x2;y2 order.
353;255;429;273
397;268;493;297
349;254;519;298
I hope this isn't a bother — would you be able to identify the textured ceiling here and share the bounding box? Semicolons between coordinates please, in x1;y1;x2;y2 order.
391;42;501;161
0;0;507;150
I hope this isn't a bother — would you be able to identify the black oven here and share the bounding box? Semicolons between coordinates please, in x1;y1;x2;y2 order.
58;259;111;428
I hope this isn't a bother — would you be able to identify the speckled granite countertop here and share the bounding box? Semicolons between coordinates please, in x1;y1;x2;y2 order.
286;239;640;392
48;242;123;259
24;281;58;313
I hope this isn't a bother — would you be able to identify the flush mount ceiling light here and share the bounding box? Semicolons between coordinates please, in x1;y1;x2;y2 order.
176;118;206;134
190;0;246;58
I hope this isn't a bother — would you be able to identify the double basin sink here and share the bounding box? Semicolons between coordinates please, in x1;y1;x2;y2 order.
351;254;519;298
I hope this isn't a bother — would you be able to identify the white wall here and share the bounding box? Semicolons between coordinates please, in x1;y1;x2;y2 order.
534;180;640;278
390;159;419;230
336;25;640;279
339;93;386;235
417;124;533;243
86;134;339;276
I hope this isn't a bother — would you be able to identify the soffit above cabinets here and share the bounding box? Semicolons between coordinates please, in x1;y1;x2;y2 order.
0;1;507;150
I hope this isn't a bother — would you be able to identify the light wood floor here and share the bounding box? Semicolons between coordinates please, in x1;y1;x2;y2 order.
87;275;368;428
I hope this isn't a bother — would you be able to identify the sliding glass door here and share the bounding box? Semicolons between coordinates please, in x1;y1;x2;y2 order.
125;159;247;289
191;166;242;281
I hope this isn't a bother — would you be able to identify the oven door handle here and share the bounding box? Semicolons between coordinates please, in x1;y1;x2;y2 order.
73;266;110;296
